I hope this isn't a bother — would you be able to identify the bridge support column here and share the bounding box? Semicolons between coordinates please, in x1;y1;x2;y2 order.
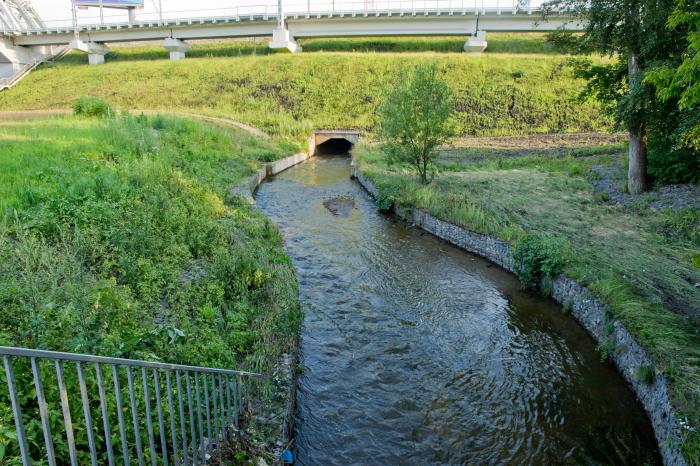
270;27;302;53
163;38;190;60
0;39;49;78
70;40;110;65
464;31;487;55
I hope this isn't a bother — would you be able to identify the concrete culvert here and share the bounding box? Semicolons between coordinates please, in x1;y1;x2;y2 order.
315;137;354;155
311;130;360;155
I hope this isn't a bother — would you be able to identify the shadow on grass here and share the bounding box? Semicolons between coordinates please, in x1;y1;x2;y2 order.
56;41;277;65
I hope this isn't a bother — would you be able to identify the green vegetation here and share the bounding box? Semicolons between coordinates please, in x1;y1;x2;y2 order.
512;233;569;287
549;0;700;192
379;62;454;184
0;38;610;145
0;111;298;368
299;33;564;54
636;364;656;384
356;142;700;463
72;95;114;118
0;111;300;463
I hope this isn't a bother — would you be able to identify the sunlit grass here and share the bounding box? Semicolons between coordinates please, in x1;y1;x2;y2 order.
0;37;610;146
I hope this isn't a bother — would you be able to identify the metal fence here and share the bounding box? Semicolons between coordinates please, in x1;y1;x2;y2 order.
0;346;260;466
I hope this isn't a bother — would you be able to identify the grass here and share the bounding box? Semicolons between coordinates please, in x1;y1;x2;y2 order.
356;143;700;464
0;36;610;145
0;114;301;464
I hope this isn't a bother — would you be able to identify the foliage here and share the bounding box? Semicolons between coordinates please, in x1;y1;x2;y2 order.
72;96;114;118
298;33;562;54
546;0;699;188
0;115;301;463
635;364;656;384
595;338;616;362
648;130;700;183
512;234;569;287
0;42;610;145
645;0;700;150
379;63;454;184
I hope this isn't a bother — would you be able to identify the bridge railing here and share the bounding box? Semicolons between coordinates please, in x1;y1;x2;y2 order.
0;346;260;465
284;0;535;15
25;0;547;33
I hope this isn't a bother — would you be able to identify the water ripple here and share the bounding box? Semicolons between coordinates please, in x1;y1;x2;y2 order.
256;156;660;466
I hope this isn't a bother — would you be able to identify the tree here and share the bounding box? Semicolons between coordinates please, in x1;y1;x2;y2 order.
646;0;700;151
545;0;688;193
378;63;454;185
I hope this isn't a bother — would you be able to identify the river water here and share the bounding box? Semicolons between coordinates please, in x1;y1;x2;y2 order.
255;155;660;465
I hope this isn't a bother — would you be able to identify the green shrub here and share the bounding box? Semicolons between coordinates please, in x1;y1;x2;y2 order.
635;365;656;384
596;337;616;362
659;209;700;246
512;234;569;287
648;146;700;184
72;96;114;118
375;182;398;212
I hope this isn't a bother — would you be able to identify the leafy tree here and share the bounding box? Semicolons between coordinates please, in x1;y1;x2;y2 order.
646;0;700;151
545;0;689;193
378;63;454;184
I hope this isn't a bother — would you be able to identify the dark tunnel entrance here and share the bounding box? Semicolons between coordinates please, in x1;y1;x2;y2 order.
315;138;354;155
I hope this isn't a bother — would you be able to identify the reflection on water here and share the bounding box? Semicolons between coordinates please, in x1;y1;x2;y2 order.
255;156;660;466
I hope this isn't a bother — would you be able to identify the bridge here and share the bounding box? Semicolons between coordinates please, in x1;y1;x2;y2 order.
1;0;582;80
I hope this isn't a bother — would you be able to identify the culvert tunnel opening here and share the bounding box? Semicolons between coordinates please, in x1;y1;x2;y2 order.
315;138;354;155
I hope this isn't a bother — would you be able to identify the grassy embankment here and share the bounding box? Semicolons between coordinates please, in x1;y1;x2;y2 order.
0;34;609;145
356;142;700;463
0;113;301;463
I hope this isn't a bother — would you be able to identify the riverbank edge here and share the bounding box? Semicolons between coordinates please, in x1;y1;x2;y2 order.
232;149;312;465
351;165;687;466
0;110;302;463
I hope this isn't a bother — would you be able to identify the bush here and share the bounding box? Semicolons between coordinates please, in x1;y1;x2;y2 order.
635;365;656;384
72;97;114;118
648;144;700;184
512;234;569;287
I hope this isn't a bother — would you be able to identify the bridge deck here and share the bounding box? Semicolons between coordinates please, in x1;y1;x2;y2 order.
10;7;579;46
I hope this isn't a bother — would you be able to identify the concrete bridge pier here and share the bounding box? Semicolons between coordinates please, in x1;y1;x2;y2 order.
270;27;302;53
163;38;190;60
0;39;49;78
70;40;110;65
464;30;487;55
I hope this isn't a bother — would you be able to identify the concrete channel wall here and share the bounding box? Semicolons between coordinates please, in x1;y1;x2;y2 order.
351;168;688;466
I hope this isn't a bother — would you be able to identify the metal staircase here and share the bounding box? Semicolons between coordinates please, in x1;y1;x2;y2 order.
0;44;68;90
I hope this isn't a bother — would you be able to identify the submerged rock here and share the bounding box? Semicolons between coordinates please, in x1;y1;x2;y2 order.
323;195;356;217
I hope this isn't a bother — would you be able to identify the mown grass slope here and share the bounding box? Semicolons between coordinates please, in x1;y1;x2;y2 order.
0;36;609;145
357;143;700;464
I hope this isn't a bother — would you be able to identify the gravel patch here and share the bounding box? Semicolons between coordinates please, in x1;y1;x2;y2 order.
591;164;700;210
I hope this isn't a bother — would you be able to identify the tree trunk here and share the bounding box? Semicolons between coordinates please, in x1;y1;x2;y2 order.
627;50;649;194
628;126;648;194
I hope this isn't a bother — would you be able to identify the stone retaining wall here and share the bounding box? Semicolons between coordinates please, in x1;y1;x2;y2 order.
352;167;687;466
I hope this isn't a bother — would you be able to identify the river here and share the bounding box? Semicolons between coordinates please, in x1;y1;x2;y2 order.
255;155;660;465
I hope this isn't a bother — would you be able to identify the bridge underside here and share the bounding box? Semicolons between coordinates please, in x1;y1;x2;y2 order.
3;9;582;66
12;13;580;47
